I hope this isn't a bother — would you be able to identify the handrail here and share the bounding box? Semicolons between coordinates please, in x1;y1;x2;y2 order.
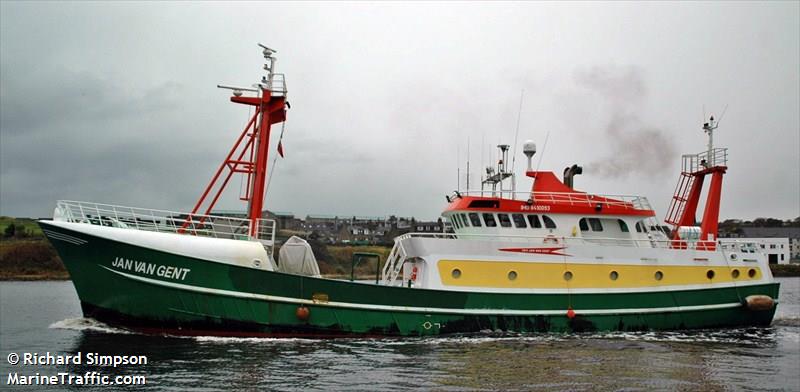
682;148;728;173
350;252;382;283
54;200;275;242
452;191;653;211
267;73;287;96
394;231;763;252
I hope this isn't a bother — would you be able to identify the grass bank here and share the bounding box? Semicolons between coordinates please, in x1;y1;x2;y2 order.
0;239;69;280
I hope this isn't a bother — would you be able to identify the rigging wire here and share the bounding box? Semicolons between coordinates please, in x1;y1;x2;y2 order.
239;105;253;200
263;115;287;202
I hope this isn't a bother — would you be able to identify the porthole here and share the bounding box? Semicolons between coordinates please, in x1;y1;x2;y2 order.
706;270;715;280
748;268;756;278
731;269;740;279
609;271;619;281
563;271;573;281
508;271;518;281
654;271;664;281
452;269;462;279
252;259;262;268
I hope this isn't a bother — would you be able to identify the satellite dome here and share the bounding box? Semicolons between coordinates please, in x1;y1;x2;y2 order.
522;140;537;157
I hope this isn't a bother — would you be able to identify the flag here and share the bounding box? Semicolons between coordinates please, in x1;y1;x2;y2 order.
277;140;284;158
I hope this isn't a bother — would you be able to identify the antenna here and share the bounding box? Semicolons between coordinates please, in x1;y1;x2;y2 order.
480;133;485;195
703;104;706;127
217;84;258;97
510;89;525;174
534;131;550;174
257;43;278;90
457;143;461;191
702;114;718;161
716;104;729;126
466;136;471;191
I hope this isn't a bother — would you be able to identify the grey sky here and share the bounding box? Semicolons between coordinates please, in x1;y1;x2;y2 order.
1;2;798;221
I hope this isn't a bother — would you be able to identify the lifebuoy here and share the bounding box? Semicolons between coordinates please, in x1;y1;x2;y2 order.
544;235;560;244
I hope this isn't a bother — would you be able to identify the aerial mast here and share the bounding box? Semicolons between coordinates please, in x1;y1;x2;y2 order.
481;144;514;197
664;115;728;250
187;44;288;237
703;115;717;163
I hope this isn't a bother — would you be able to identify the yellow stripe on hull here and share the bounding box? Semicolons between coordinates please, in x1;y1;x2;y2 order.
438;260;763;289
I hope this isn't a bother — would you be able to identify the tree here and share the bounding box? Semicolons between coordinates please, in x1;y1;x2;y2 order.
3;224;15;238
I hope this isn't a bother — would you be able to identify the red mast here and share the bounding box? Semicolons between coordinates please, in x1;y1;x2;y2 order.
186;44;287;236
664;116;726;250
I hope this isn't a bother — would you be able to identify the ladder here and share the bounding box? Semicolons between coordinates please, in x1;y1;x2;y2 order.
380;238;408;286
664;172;695;227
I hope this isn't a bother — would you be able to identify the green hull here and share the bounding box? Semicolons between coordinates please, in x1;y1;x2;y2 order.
41;221;779;337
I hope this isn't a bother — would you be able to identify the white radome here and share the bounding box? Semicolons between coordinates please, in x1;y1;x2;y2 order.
522;140;537;157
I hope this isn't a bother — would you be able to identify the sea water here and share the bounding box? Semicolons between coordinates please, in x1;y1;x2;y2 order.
1;278;798;391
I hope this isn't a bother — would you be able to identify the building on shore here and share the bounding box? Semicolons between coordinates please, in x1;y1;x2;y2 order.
720;227;799;264
414;218;448;233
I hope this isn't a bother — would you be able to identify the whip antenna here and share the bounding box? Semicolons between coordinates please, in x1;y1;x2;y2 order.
534;131;550;173
716;104;730;126
510;89;525;173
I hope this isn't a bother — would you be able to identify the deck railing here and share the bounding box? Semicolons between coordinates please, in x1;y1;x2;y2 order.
682;148;728;173
393;232;763;252
266;73;287;96
455;191;653;211
54;200;275;243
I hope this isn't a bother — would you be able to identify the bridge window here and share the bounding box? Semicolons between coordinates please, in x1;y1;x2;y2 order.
460;213;470;227
527;214;542;228
579;217;603;231
498;214;512;228
512;214;527;228
635;221;646;233
482;213;497;227
618;219;629;232
468;213;482;227
452;216;461;229
543;215;557;229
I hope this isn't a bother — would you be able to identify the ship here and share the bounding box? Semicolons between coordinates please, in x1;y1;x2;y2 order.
39;46;779;337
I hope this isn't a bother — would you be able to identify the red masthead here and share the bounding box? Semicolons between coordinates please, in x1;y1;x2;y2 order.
187;44;288;236
664;116;727;250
